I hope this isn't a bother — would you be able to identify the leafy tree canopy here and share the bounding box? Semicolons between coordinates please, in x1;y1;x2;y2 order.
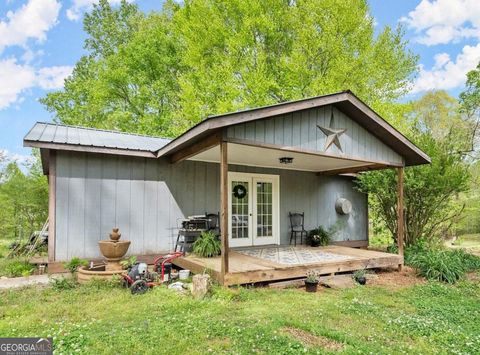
357;91;471;247
41;0;418;137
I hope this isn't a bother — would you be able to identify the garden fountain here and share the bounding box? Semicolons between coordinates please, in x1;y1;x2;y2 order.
77;228;131;284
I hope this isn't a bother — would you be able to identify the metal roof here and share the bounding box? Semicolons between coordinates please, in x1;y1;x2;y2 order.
156;90;431;166
24;122;171;156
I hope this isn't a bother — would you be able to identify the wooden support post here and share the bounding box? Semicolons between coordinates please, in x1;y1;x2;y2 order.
48;150;56;263
220;141;229;283
397;167;404;271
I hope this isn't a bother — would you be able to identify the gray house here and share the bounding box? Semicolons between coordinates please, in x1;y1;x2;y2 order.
25;91;429;284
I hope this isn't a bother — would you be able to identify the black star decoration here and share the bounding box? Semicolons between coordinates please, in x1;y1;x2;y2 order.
317;112;347;152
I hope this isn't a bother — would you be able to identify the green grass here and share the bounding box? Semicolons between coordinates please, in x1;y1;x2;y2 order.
0;280;479;354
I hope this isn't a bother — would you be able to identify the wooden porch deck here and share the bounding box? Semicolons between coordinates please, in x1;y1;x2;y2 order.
172;245;403;286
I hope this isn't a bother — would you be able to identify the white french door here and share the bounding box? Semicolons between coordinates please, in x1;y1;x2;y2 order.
228;172;280;247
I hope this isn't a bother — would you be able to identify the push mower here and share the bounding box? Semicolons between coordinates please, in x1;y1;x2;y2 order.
123;251;184;294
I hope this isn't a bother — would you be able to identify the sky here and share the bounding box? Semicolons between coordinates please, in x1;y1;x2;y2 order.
1;0;480;166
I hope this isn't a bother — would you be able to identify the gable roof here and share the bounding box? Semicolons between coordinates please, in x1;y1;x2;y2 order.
24;91;430;166
156;90;430;166
24;122;171;158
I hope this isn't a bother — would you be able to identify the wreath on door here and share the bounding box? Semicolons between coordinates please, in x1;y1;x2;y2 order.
233;184;247;199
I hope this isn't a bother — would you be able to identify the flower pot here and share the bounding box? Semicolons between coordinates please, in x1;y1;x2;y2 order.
305;280;319;293
356;276;366;285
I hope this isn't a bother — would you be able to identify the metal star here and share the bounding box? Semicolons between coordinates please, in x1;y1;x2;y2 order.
317;113;347;152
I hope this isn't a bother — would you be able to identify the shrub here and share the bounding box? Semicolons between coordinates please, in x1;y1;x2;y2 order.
4;260;34;277
120;256;137;270
193;231;221;257
307;227;330;247
50;276;77;290
64;257;88;274
405;247;480;283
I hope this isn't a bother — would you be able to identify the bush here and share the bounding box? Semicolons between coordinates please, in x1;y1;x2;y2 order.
193;231;221;257
50;276;77;290
307;227;330;247
64;257;88;274
405;247;480;283
4;260;34;277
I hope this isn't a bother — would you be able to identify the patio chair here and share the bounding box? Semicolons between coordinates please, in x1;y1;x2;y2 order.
289;212;307;246
205;212;220;237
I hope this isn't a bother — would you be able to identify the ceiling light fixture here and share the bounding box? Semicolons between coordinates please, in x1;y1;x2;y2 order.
279;157;294;164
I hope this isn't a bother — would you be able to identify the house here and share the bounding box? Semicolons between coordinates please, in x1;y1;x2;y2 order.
24;90;430;285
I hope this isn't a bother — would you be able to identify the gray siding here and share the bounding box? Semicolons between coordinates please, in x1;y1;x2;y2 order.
227;105;403;165
55;151;367;261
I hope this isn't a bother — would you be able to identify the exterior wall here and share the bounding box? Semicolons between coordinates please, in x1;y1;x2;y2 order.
227;104;403;165
54;151;367;261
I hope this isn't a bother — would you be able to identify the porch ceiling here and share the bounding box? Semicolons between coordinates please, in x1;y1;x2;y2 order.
187;142;385;173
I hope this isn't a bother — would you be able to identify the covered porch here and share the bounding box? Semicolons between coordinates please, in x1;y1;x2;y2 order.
155;92;428;285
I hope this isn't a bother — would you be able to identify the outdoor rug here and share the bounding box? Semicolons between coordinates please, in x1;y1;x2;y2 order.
237;246;353;265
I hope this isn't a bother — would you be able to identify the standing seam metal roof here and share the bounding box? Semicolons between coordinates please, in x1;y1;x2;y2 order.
24;122;172;152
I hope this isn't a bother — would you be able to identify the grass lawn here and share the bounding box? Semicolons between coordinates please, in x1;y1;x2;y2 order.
0;276;479;354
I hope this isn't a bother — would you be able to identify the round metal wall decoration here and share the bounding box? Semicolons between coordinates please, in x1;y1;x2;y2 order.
335;198;352;215
233;184;247;199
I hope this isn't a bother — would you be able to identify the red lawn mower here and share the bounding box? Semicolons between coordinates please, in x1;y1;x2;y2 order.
122;251;184;294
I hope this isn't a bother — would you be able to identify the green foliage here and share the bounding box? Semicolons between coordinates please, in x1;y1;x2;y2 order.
120;255;137;269
405;246;480;283
41;0;417;137
357;106;470;246
1;277;480;353
307;226;330;247
305;270;319;283
64;258;88;274
193;231;221;258
49;276;77;291
0;151;48;241
3;260;34;277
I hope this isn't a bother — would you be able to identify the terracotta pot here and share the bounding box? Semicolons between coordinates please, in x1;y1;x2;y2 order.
305;280;319;293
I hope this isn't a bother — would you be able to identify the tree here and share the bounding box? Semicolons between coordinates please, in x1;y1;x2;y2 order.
0;153;48;240
357;91;471;247
41;0;418;137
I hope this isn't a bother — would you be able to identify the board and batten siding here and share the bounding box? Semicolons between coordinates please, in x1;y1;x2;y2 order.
54;151;367;261
227;105;403;165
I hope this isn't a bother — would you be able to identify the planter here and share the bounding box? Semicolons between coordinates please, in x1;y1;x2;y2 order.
355;276;367;285
305;280;319;293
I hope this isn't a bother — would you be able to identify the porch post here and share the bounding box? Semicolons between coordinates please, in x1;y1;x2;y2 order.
396;167;404;270
220;141;229;283
48;150;56;263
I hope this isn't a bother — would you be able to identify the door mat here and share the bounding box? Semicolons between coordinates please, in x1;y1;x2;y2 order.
237;246;353;265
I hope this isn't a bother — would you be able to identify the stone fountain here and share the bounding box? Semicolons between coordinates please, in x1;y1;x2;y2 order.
98;228;131;271
77;228;131;284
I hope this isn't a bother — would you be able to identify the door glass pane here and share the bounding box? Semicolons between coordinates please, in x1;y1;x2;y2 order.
256;181;273;238
232;181;249;239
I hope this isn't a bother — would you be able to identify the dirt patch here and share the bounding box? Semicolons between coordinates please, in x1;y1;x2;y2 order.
368;266;425;288
281;327;345;351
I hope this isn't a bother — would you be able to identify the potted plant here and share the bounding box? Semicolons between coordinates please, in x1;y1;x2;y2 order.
353;269;367;285
304;271;320;292
307;227;330;247
193;231;221;257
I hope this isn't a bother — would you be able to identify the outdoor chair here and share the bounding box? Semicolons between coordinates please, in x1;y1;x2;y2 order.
289;212;307;246
205;212;221;237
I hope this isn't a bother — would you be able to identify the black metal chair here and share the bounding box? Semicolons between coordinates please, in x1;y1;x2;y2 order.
289;212;307;246
205;212;220;237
